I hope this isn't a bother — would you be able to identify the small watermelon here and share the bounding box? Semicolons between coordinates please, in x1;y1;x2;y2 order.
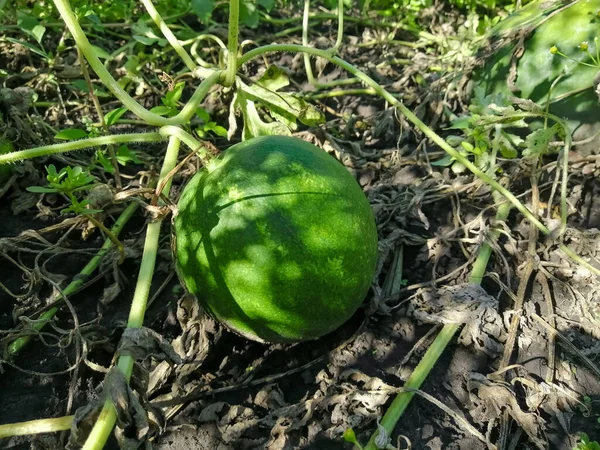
174;135;378;343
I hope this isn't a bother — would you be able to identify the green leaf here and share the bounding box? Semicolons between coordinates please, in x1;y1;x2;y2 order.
238;79;325;127
17;12;46;44
91;45;111;60
31;25;46;44
26;186;59;193
105;107;128;126
116;145;142;165
342;428;361;446
448;115;471;130
150;105;175;116
132;21;167;46
164;81;185;106
523;124;559;157
46;164;59;179
257;64;290;91
70;79;90;92
55;128;88;140
205;122;228;137
191;0;215;23
5;38;47;58
258;0;275;10
95;150;115;174
430;154;455;167
195;107;211;122
494;130;521;159
236;91;291;140
240;0;259;28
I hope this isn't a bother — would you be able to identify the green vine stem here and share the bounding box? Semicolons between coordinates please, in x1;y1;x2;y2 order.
6;203;138;356
302;0;359;89
238;44;600;277
223;0;240;87
331;0;344;52
0;415;74;439
260;11;421;35
363;200;512;450
159;126;203;151
81;136;184;450
140;0;196;71
0;70;221;167
0;132;164;165
52;0;217;126
238;45;544;229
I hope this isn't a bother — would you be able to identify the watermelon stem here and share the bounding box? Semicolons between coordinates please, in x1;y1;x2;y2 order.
223;0;239;88
40;0;219;126
139;0;196;71
363;199;512;450
302;0;359;89
0;132;164;165
80;136;185;450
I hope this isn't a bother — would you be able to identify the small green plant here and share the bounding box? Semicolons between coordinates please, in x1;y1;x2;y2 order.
550;38;600;69
27;164;95;197
26;164;103;216
574;433;600;450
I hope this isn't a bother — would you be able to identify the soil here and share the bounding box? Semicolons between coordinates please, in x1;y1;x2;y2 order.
1;3;600;450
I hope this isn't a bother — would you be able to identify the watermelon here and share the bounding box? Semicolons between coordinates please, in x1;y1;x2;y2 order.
174;136;378;343
472;0;600;151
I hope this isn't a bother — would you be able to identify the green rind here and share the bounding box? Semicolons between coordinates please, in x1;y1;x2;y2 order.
174;136;378;343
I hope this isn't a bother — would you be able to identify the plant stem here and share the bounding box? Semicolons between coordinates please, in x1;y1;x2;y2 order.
159;126;203;153
52;0;216;126
140;0;196;71
76;48;121;188
223;0;240;87
238;44;547;234
7;202;138;356
303;88;377;99
0;132;164;165
0;68;220;166
175;70;223;125
302;0;358;89
332;0;344;52
0;415;74;438
81;136;183;450
85;215;126;264
364;201;512;450
260;11;420;35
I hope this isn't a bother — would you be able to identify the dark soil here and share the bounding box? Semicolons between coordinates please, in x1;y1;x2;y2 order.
1;3;600;450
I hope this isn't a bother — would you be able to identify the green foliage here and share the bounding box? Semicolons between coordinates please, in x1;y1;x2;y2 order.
190;0;276;27
434;87;569;174
94;145;142;174
231;65;325;140
195;108;228;138
60;196;103;215
343;428;364;449
574;434;600;450
26;164;103;216
27;164;95;196
473;0;600;145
